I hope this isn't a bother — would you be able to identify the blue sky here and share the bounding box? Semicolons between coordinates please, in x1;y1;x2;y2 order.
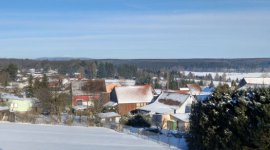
0;0;270;59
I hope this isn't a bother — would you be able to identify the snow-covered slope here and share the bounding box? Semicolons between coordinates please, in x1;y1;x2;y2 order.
0;123;170;150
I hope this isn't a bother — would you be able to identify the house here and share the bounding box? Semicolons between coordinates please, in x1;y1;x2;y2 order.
196;87;215;102
105;79;136;93
140;91;195;114
139;91;195;129
98;112;121;124
0;93;19;102
8;98;33;112
176;88;191;95
169;113;190;132
71;80;109;110
0;93;39;113
238;77;270;90
110;85;154;115
187;84;201;95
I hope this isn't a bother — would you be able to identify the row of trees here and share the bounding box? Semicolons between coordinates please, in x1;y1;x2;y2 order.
188;86;270;150
76;61;138;79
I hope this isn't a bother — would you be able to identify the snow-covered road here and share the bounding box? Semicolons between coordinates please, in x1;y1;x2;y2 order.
0;123;170;150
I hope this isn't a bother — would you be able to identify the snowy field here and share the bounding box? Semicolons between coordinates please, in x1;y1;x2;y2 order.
0;123;171;150
184;71;269;80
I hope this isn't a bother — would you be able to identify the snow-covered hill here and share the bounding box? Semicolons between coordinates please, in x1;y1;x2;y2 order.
0;123;170;150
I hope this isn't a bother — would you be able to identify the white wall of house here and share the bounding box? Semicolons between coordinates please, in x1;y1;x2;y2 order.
177;96;195;114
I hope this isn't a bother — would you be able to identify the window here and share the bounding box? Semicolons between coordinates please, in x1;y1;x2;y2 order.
136;103;146;108
77;100;83;106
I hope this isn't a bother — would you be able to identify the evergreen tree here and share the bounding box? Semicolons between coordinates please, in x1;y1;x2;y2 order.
26;75;34;97
209;79;214;87
168;72;178;90
5;64;18;81
221;72;227;81
118;64;137;79
33;78;41;90
214;73;219;81
41;74;49;88
188;87;270;150
105;62;115;78
91;62;97;79
97;62;106;78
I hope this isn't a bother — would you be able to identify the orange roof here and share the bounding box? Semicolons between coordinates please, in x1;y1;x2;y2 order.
187;84;202;92
175;90;190;95
106;84;121;93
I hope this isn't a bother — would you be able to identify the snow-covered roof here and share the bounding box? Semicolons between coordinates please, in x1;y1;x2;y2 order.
104;101;117;107
171;113;190;122
114;85;154;104
202;87;215;92
72;105;88;110
0;106;9;111
98;112;120;118
105;79;136;86
196;87;214;101
243;77;270;85
0;93;34;102
0;93;19;100
139;92;190;114
154;89;162;95
187;84;201;95
179;88;189;91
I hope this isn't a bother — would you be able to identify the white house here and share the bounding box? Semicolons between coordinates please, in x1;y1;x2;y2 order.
139;91;195;130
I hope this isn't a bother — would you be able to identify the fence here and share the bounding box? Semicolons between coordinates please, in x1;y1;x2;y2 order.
101;122;188;150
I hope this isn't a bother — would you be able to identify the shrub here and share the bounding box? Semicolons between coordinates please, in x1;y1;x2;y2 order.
126;114;151;128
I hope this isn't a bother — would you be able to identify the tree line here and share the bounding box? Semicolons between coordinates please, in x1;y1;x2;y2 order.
1;58;270;73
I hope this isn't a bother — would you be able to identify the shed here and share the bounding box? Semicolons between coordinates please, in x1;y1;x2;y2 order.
98;112;121;124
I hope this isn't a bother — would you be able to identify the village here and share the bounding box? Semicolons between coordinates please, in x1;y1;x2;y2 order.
1;63;269;149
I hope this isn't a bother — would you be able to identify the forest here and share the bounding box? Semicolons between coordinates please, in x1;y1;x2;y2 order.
0;58;270;73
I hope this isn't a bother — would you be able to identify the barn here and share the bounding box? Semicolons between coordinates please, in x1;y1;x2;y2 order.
110;85;154;115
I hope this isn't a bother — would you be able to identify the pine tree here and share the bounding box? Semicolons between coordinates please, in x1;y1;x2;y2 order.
27;75;34;97
188;87;270;150
97;63;106;78
41;74;48;88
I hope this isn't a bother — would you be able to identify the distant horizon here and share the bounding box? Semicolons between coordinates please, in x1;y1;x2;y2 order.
1;57;270;60
0;0;270;58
